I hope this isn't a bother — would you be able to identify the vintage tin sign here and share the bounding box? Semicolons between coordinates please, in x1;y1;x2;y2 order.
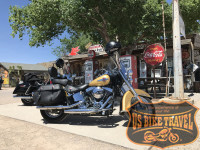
144;44;165;66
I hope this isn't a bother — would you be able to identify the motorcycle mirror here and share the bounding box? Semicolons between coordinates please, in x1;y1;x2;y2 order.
55;58;64;68
48;67;58;78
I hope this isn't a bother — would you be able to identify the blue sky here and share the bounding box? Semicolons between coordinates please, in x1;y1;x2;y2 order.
0;0;68;64
167;0;172;4
0;0;172;64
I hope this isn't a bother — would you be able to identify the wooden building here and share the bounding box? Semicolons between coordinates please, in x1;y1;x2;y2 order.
0;62;48;87
62;34;200;96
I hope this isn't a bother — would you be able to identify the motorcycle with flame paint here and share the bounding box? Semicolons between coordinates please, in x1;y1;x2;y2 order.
33;41;154;123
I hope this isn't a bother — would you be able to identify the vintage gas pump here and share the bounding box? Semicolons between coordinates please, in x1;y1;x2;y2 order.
120;55;138;88
85;50;99;84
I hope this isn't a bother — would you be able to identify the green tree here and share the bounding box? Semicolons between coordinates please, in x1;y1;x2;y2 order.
9;0;200;50
52;33;95;57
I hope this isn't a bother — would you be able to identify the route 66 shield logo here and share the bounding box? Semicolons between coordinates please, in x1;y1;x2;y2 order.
126;100;199;149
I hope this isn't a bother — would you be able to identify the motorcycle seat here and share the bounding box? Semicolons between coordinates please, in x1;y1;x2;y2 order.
52;79;68;86
65;84;89;93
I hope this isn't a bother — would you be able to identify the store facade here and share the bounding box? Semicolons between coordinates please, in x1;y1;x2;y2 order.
63;35;200;96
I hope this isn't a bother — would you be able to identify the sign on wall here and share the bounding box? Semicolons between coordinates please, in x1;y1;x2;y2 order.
3;70;9;84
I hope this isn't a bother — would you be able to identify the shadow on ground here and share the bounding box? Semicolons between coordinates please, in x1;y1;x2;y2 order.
42;115;129;128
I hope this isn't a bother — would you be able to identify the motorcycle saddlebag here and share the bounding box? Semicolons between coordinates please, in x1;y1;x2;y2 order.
33;84;66;106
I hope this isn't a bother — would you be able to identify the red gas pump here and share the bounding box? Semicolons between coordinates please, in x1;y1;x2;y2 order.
85;50;99;84
120;55;138;88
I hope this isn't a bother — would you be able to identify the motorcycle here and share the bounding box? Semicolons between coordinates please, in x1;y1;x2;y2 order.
13;64;71;106
13;73;43;105
33;41;154;123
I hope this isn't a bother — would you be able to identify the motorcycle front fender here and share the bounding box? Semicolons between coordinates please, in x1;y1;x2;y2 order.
121;89;151;111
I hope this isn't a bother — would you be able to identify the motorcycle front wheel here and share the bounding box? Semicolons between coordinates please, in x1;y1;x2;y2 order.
40;109;67;123
125;96;155;120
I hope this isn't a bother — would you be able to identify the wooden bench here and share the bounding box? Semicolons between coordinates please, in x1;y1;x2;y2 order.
139;84;166;93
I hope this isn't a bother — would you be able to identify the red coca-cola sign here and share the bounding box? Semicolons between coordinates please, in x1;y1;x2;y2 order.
144;43;165;66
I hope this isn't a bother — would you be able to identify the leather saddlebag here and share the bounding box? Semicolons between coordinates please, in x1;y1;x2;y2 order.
33;84;66;106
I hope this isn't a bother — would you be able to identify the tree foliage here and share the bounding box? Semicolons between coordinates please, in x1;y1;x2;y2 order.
52;33;95;57
9;0;200;50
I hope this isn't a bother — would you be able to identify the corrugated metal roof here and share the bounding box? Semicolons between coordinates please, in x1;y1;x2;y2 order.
0;62;48;71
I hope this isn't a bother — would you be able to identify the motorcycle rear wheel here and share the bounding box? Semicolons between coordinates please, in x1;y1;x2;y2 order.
40;110;67;123
21;99;34;106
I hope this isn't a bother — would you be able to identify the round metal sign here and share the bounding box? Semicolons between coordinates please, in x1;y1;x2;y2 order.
88;50;96;59
144;43;165;66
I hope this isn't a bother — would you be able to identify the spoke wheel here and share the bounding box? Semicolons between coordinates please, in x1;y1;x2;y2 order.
40;109;67;123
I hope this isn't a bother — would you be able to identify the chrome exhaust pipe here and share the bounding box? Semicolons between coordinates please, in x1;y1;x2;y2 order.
36;101;83;110
64;108;111;114
13;95;32;99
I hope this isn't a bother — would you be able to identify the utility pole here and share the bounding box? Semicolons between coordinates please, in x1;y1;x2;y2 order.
161;1;169;97
173;0;184;99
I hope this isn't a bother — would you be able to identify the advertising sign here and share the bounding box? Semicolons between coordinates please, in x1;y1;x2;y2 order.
88;50;96;59
126;101;199;149
85;42;92;49
69;47;80;56
88;44;104;52
144;44;165;66
3;70;9;84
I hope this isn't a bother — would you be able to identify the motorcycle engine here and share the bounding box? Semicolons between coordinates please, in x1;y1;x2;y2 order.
92;87;104;100
86;87;113;108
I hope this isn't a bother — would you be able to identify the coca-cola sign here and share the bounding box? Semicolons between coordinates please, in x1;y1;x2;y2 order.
144;43;165;66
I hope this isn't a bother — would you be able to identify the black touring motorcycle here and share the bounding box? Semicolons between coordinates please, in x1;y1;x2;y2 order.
33;41;154;123
13;65;69;106
13;73;43;105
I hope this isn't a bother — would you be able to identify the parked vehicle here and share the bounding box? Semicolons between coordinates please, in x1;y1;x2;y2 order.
13;73;43;105
33;41;154;123
13;61;73;106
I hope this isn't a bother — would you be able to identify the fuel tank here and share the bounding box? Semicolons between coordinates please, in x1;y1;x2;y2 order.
89;75;110;87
